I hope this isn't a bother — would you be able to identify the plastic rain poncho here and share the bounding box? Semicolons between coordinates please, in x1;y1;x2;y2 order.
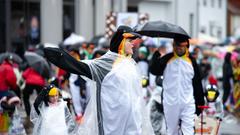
9;108;26;135
147;86;167;135
30;99;76;135
78;51;155;135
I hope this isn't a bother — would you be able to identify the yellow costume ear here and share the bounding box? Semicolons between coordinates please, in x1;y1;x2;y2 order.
118;38;126;55
118;33;139;56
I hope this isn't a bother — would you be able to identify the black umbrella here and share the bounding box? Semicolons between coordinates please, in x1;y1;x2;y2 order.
0;52;23;64
90;35;105;46
134;20;190;39
35;44;45;57
24;51;50;78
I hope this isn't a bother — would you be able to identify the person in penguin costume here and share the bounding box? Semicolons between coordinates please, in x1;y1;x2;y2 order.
44;25;155;135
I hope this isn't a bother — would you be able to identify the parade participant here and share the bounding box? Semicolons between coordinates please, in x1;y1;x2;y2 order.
22;66;45;129
44;25;154;135
150;37;205;135
30;85;76;135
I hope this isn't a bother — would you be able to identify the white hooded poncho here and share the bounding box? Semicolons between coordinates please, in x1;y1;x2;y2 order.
78;51;154;135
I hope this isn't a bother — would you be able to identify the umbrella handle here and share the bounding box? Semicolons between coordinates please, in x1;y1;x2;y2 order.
215;119;221;135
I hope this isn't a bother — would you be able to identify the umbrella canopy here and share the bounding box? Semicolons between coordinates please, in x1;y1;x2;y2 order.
63;33;85;46
0;52;23;64
90;35;105;45
35;43;59;57
35;44;45;57
134;20;190;39
91;35;109;49
24;51;50;78
198;33;220;44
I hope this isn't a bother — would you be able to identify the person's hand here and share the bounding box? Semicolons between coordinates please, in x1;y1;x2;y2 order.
196;108;202;116
152;51;161;60
0;96;7;103
152;51;161;63
1;101;15;112
215;116;222;121
76;114;84;124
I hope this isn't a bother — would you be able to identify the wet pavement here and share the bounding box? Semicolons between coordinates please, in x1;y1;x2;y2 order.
16;91;240;135
219;113;240;135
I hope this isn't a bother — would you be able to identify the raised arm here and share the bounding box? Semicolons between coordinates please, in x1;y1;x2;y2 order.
149;51;173;76
44;47;92;79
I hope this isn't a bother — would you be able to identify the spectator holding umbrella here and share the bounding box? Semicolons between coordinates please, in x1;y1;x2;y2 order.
0;56;18;99
22;52;49;131
0;53;24;98
22;66;45;129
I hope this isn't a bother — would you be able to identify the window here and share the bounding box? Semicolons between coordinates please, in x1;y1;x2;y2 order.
209;22;214;36
203;0;207;6
63;0;75;39
0;1;6;52
200;26;206;34
218;0;222;8
11;0;40;49
189;13;194;36
211;0;214;8
128;6;138;12
217;28;222;39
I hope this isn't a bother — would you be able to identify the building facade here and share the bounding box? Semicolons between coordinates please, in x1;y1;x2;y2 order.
0;0;228;52
0;0;127;52
137;0;227;40
228;0;240;38
198;0;227;40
